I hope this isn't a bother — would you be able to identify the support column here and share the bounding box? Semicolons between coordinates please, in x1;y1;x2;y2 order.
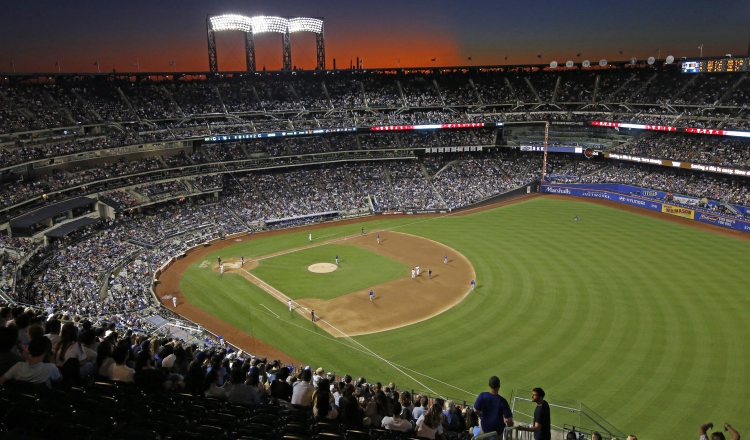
282;31;292;71
316;25;326;70
245;32;256;72
206;18;218;73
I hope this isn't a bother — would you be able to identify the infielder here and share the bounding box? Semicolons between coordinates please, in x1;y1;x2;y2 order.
377;234;380;244
241;256;245;266
411;269;415;279
444;254;448;264
220;263;224;274
289;299;292;312
416;266;420;276
309;233;312;242
369;290;374;302
361;227;364;235
471;279;475;290
311;310;315;322
335;254;339;265
172;297;177;307
428;269;432;279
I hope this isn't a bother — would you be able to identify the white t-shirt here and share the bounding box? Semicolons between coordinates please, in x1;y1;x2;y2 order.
416;414;444;440
4;361;60;388
382;416;413;432
99;358;115;378
109;363;135;383
291;381;315;406
53;342;87;367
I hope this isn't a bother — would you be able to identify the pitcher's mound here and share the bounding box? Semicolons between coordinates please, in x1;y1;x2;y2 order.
308;263;338;273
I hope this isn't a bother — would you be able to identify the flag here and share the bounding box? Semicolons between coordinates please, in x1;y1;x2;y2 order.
504;55;507;60
55;61;58;66
537;55;542;58
619;50;623;54
576;53;581;57
468;56;472;61
169;61;175;66
431;58;436;62
93;61;98;66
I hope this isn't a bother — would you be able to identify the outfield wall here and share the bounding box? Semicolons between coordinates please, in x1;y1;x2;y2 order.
541;184;750;233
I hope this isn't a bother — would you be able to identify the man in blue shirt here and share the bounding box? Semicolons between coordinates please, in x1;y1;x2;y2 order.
474;376;513;436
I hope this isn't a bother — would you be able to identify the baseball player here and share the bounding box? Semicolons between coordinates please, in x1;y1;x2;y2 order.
220;263;224;274
241;256;245;266
377;234;380;244
335;254;339;265
444;254;448;264
309;233;312;242
311;310;315;322
471;279;475;290
411;269;415;279
172;297;177;307
416;265;420;276
369;290;374;302
575;215;578;222
218;256;221;264
289;299;292;312
428;269;432;279
361;227;365;235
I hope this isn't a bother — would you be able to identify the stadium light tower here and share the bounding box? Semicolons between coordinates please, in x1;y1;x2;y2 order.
206;14;325;72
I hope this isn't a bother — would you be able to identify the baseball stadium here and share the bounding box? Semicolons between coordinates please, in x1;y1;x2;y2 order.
0;6;748;440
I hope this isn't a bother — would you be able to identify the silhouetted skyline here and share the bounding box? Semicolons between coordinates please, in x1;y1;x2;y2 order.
1;0;748;73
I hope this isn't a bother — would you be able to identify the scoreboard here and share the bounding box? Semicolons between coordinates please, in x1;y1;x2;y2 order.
682;58;750;73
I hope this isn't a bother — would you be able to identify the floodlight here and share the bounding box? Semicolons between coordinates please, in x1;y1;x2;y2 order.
289;18;323;34
210;14;253;32
250;16;288;34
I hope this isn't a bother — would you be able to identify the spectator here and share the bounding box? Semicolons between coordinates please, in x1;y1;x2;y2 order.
96;340;115;378
52;322;94;376
415;403;446;440
313;378;338;419
382;401;412;432
474;376;513;436
514;388;551;440
413;395;430;420
0;326;22;377
338;384;365;427
291;368;315;407
270;365;293;402
399;391;413;421
700;422;740;440
0;337;60;388
224;365;260;406
109;344;135;383
43;319;62;345
465;407;481;437
442;400;463;432
133;350;176;391
204;368;227;399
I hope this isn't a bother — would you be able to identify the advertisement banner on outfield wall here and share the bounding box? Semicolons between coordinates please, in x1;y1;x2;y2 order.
542;184;750;233
662;204;695;219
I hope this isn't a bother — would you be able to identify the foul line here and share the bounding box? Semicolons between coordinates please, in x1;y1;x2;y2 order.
259;304;279;318
244;302;476;399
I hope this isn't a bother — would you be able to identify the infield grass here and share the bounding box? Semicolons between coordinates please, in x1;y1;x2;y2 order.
180;197;750;439
251;244;409;300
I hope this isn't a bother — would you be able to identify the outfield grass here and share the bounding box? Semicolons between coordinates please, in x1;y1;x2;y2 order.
179;198;750;439
250;244;409;300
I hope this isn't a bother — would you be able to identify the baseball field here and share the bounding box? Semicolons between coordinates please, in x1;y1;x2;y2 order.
157;195;750;439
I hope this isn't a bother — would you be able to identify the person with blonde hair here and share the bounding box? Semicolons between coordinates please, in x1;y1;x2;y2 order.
416;403;446;440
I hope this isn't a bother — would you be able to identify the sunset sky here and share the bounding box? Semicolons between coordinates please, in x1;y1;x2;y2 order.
1;0;748;73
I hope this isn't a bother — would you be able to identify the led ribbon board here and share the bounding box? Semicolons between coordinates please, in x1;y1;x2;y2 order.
591;121;750;138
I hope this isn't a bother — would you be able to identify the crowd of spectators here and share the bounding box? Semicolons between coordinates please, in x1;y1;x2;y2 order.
616;134;750;169
581;162;750;207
